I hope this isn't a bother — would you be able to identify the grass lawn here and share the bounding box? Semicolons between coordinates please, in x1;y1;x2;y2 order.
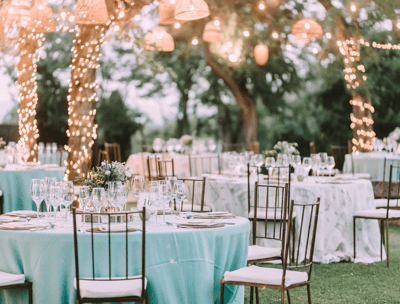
243;224;400;303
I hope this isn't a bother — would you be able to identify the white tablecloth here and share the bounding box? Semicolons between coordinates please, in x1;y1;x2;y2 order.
205;175;384;264
343;152;400;180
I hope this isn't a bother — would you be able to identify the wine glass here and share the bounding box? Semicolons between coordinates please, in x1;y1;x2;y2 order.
277;153;289;167
310;154;321;177
49;184;62;222
172;182;187;219
148;183;160;225
61;181;74;223
319;152;328;175
132;176;145;197
115;184;130;212
91;188;106;213
31;179;44;222
302;157;312;176
106;181;116;210
159;181;172;225
326;156;335;177
79;186;90;227
43;177;57;219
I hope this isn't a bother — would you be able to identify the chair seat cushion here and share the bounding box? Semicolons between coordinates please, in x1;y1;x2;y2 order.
374;199;400;208
249;208;292;220
181;203;212;212
75;276;146;299
247;245;281;261
354;209;400;219
0;271;25;286
224;265;308;287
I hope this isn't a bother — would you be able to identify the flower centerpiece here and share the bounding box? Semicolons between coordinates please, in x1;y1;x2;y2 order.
388;128;400;144
273;141;299;156
265;150;278;158
180;134;193;147
77;161;133;191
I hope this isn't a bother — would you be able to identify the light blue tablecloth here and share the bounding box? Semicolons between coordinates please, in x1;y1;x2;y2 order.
343;152;400;180
0;168;65;213
0;216;250;304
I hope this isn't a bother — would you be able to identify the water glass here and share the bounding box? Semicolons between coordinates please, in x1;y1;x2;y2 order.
132;176;145;197
326;156;335;176
91;188;106;213
30;179;44;222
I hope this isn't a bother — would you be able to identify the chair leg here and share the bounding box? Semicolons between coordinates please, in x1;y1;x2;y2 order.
255;287;260;304
220;282;224;304
380;220;384;261
281;289;285;304
291;222;296;263
353;217;356;259
28;284;33;304
307;284;312;304
250;287;254;304
287;289;292;304
386;220;389;268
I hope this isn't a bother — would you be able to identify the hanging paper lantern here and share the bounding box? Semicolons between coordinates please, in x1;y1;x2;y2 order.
291;18;323;43
159;0;180;24
145;26;175;52
174;0;210;21
144;32;155;50
75;0;109;25
3;0;30;23
202;20;221;43
28;0;56;33
254;43;269;65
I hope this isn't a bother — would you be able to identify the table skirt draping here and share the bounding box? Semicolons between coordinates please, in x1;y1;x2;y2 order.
0;217;250;304
206;177;384;264
343;152;400;180
0;168;65;213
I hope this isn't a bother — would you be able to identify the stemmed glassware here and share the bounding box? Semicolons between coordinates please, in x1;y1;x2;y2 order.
132;176;145;197
172;182;187;219
49;184;62;222
105;181;116;210
326;156;335;177
310;154;321;177
148;182;160;224
30;179;44;222
302;157;312;176
91;188;106;213
43;177;57;220
319;153;328;176
79;186;90;227
61;181;74;224
159;180;172;225
114;184;130;212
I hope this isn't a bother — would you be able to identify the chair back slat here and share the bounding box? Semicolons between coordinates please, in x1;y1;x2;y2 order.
330;145;347;171
177;177;207;212
146;155;159;181
386;165;400;213
381;159;400;199
72;208;146;302
104;143;121;162
157;159;175;180
188;154;221;177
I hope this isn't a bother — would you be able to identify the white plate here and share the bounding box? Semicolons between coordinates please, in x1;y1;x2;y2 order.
7;210;37;216
207;212;229;216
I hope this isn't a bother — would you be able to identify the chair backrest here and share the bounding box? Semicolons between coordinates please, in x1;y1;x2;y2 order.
188;154;221;177
72;208;146;302
56;146;65;167
309;142;316;154
247;163;291;214
146;155;159;182
97;150;109;167
347;140;353;154
331;145;347;171
157;159;175;180
385;165;400;211
282;198;320;286
177;177;207;212
381;159;400;199
141;145;153;153
104;143;121;162
252;183;289;251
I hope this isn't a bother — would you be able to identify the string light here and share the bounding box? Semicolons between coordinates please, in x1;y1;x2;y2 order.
214;19;220;26
66;24;108;179
326;32;331;39
174;22;180;29
191;37;198;45
243;30;250;37
272;31;279;39
258;2;265;10
350;2;357;12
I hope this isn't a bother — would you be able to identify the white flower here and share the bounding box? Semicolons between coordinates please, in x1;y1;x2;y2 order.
105;170;111;176
125;170;132;178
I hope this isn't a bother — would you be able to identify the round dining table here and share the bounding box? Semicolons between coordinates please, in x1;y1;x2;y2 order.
205;175;384;264
0;166;65;213
0;214;250;304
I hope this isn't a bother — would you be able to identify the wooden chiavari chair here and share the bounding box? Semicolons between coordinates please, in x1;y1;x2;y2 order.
141;145;153;153
330;145;347;171
0;273;32;304
221;198;320;304
97;150;109;167
146;155;159;182
56;146;66;167
177;177;211;212
188;154;221;177
0;190;3;215
157;159;175;180
247;183;289;267
374;158;400;208
354;165;400;268
72;208;148;303
104;142;122;162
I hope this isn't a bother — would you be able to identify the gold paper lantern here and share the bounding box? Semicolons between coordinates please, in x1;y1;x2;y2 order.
291;18;323;43
3;0;30;23
254;43;269;65
28;0;56;33
159;0;180;24
75;0;109;25
202;20;221;43
174;0;210;21
145;26;175;52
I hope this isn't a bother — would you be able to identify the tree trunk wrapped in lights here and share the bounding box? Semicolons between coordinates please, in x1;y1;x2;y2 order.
66;25;108;180
16;28;44;161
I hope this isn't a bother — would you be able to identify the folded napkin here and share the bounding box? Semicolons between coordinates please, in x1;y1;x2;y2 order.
0;216;18;223
0;271;25;286
193;213;236;219
86;224;138;233
177;221;225;229
0;222;46;230
6;211;45;218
